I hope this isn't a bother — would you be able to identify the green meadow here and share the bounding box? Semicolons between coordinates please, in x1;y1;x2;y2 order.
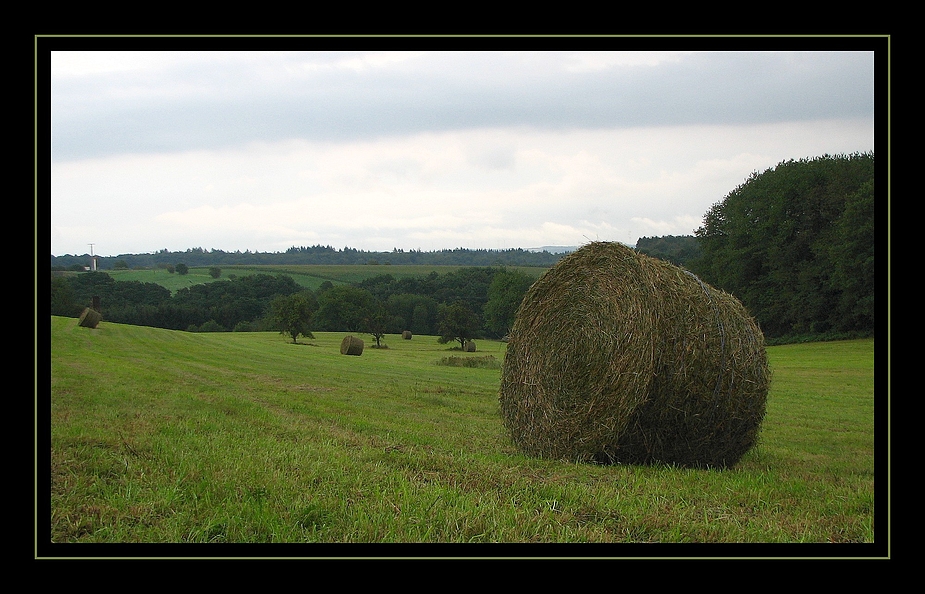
107;264;549;293
46;316;879;550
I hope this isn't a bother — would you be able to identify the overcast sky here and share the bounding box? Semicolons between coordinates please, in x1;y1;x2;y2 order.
47;41;877;257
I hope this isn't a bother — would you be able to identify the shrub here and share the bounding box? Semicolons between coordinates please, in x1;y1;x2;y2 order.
198;319;226;332
437;355;500;369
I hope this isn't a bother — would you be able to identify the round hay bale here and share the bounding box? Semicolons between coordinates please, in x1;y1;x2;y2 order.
499;241;770;469
340;335;364;356
464;340;477;352
402;330;413;340
77;307;102;329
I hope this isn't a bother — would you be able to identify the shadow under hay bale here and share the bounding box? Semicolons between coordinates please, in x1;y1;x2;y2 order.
402;330;413;340
77;307;102;329
340;335;364;356
499;241;770;469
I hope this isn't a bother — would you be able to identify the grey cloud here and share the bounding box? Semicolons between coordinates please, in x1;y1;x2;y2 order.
50;50;874;162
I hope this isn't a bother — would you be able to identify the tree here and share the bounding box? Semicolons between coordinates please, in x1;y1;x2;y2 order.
109;280;171;307
51;276;79;317
635;235;702;267
411;303;434;335
209;267;221;279
268;292;317;343
197;319;226;332
386;293;438;335
483;269;534;338
68;271;116;311
827;178;875;332
693;152;875;339
437;302;481;350
431;267;496;313
315;285;376;332
176;263;189;275
365;302;391;347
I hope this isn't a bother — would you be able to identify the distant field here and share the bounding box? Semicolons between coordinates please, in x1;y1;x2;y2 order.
47;316;878;548
106;264;550;293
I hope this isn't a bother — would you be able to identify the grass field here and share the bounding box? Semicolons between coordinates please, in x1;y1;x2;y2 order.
106;264;550;293
44;316;881;554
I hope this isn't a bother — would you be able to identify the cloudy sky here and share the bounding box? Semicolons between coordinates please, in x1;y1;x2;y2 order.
46;39;878;257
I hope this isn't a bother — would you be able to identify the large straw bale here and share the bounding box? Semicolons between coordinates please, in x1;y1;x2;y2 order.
499;241;770;468
340;335;365;356
77;307;102;329
402;330;413;340
464;340;477;352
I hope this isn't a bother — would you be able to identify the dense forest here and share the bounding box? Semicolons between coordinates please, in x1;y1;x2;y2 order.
689;152;876;340
50;152;877;344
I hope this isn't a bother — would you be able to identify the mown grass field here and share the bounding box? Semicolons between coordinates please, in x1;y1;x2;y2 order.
107;264;550;293
44;316;881;555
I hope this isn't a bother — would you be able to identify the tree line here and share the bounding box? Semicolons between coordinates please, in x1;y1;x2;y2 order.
50;245;566;271
50;266;537;347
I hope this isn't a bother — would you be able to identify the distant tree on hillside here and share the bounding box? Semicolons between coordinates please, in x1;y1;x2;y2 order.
176;263;189;275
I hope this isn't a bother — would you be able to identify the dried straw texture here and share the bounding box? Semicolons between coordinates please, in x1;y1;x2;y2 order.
464;340;477;352
340;335;365;356
402;331;413;340
499;242;769;468
77;307;102;329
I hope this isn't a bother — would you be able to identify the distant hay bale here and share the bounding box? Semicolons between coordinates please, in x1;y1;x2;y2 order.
464;340;477;352
340;335;365;356
402;330;413;340
499;241;770;469
77;307;102;329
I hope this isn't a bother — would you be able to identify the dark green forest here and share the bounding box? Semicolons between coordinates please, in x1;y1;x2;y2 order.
49;152;878;344
689;152;876;341
50;266;539;343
